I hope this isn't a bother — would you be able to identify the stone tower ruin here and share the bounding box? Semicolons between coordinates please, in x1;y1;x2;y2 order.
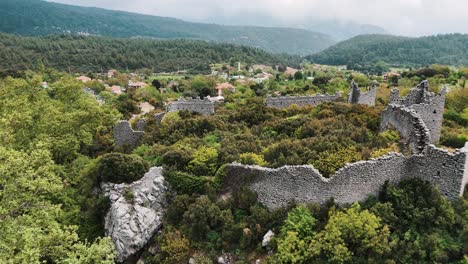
382;80;446;145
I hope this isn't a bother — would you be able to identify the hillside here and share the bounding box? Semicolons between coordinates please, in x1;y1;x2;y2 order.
0;33;300;73
308;34;468;67
0;0;335;55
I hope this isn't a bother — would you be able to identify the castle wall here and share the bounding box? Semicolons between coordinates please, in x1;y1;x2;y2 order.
266;93;341;109
222;145;467;210
380;105;431;153
347;81;377;106
386;81;446;144
167;98;215;115
113;121;144;147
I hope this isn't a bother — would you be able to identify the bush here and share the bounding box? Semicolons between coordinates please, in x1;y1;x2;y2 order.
98;152;149;183
239;152;267;166
164;170;209;194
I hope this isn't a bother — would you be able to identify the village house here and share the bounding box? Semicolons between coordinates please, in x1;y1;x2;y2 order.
215;82;235;96
110;85;123;95
107;70;116;78
128;81;147;89
77;75;91;83
383;72;401;80
285;67;298;76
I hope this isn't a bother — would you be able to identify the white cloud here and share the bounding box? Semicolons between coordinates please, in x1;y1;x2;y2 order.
49;0;468;36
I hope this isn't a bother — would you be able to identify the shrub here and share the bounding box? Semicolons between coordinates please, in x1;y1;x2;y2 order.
186;146;219;176
239;152;267;166
98;152;149;183
164;170;209;194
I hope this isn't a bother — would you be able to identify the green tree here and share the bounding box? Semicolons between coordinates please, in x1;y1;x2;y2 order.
316;204;391;263
276;206;317;263
186;146;219;176
294;71;304;80
97;152;149;183
0;147;115;263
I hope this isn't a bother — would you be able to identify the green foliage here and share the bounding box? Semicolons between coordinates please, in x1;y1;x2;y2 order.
155;229;191;264
311;146;362;177
164;170;210;194
372;178;464;263
181;196;234;243
280;206;316;238
239;152;267;166
186;146;219;176
275;204;390;263
0;32;302;74
0;76;120;163
0;147;115;263
309;34;468;68
316;204;391;263
97;152;149;184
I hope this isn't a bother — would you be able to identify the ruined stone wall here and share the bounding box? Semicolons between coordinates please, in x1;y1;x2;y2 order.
266;93;341;109
380;105;431;153
222;145;468;210
113;121;144;147
167;97;215;115
386;81;446;144
347;81;377;106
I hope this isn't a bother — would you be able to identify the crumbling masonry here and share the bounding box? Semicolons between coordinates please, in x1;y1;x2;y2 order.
113;121;145;147
347;80;378;106
114;98;215;147
223;144;467;209
222;81;466;209
266;93;342;109
381;80;446;144
166;97;215;115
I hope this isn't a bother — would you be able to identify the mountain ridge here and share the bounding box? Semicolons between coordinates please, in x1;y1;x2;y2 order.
307;33;468;67
0;0;335;55
0;33;301;73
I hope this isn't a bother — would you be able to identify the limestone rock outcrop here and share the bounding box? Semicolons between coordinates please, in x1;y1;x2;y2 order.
262;230;275;247
102;167;168;263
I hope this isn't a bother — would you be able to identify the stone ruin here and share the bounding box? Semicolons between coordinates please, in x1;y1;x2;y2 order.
266;92;342;109
222;144;468;209
266;80;377;109
114;98;215;147
113;120;145;148
381;80;446;145
347;80;378;106
221;81;467;209
166;97;215;115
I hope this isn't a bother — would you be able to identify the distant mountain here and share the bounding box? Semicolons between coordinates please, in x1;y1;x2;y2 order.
304;20;387;41
0;0;335;55
0;33;301;73
198;15;387;41
308;34;468;67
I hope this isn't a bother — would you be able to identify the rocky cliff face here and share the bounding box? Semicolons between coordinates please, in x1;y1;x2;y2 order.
101;167;168;263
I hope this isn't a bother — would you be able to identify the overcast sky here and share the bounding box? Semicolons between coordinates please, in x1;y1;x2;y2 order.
50;0;468;36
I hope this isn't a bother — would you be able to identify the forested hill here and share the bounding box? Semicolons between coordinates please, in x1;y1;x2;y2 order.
308;34;468;67
0;0;335;55
0;33;300;73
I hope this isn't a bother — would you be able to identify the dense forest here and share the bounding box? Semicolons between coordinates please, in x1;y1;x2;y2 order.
308;34;468;68
0;33;301;73
0;0;335;55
